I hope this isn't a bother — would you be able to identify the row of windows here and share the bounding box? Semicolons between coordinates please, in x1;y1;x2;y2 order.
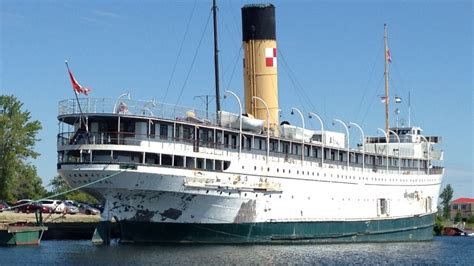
58;150;231;172
242;165;439;183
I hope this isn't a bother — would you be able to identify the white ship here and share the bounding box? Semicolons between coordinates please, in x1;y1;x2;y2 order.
57;3;444;243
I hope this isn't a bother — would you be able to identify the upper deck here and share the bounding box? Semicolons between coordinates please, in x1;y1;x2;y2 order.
57;97;443;175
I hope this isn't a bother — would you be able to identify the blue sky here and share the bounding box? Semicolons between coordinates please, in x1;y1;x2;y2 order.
1;0;472;198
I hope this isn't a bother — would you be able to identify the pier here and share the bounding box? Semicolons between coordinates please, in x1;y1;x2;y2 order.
0;212;118;241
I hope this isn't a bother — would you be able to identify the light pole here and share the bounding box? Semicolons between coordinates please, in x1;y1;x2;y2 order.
349;122;365;172
309;112;324;167
388;129;401;174
225;90;242;159
377;128;389;172
113;92;131;113
420;135;430;175
333;119;350;170
142;98;156;116
252;96;270;163
291;107;305;165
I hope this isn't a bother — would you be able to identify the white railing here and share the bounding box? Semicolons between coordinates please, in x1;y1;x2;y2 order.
58;98;217;124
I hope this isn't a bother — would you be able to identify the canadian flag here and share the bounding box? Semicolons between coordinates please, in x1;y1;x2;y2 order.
265;47;277;67
65;61;91;95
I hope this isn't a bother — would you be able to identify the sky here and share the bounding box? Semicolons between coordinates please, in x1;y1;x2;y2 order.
1;0;472;198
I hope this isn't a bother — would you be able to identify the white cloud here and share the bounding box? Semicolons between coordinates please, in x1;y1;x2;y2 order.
91;9;121;18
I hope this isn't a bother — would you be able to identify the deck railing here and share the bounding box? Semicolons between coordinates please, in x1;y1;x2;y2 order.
58;98;217;124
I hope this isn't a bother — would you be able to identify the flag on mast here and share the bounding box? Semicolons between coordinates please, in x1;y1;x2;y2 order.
380;96;388;103
395;96;402;103
65;61;91;95
386;49;392;63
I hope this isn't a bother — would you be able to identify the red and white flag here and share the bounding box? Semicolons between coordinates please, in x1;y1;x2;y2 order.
265;47;277;67
65;61;91;95
386;49;392;63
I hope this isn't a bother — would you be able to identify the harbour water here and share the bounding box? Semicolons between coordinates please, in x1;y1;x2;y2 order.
1;237;473;265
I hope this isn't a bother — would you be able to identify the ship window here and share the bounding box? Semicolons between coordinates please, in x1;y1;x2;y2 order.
215;160;222;171
224;134;229;148
223;161;231;170
162;154;172;166
185;157;195;168
231;135;237;148
145;153;160;165
196;158;204;169
147;122;156;138
159;124;169;139
174;156;184;168
182;126;194;141
205;159;213;170
378;198;388;216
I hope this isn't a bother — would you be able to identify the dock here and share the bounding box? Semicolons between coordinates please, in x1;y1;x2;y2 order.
0;212;118;241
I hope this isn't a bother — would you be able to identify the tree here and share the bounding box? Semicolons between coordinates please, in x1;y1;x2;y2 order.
454;211;462;223
10;163;47;200
467;215;474;224
48;175;98;204
440;184;454;220
0;95;43;201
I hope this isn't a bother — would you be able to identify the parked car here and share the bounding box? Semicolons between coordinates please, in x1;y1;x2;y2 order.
13;200;53;214
89;204;104;213
77;203;100;215
0;201;10;212
38;200;66;213
64;202;79;214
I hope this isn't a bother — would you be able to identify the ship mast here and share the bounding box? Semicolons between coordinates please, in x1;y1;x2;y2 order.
212;0;221;119
384;23;390;134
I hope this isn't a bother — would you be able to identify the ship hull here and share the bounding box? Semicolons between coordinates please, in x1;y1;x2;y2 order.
118;214;435;244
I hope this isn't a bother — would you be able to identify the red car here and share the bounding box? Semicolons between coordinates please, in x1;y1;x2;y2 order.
13;200;53;214
0;201;10;212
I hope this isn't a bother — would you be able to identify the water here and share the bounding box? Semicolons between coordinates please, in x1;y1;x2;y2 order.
1;237;473;265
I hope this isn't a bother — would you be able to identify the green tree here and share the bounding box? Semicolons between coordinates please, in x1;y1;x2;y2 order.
10;163;47;200
440;184;454;220
0;95;43;201
48;175;98;204
454;211;462;223
433;214;445;236
467;215;474;224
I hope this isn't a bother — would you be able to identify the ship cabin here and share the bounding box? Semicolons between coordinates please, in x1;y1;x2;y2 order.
57;98;443;175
